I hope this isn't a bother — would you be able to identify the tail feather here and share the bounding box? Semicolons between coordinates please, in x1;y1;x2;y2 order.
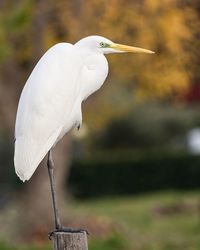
14;138;47;182
14;127;62;181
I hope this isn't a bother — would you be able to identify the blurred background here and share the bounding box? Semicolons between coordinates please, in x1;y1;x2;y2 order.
0;0;200;249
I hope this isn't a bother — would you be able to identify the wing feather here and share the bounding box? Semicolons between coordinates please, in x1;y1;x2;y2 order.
14;43;83;181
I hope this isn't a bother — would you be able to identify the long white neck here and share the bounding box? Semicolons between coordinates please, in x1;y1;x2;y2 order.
77;52;109;101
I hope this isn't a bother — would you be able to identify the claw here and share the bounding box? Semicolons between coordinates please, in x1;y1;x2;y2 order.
48;231;54;240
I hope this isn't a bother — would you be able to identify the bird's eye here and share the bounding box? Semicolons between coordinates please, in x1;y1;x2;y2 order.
100;42;108;48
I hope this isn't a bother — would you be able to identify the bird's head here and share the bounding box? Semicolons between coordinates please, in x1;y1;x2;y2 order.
75;35;155;55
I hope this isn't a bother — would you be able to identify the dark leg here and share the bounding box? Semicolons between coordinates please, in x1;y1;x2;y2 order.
47;150;89;239
47;150;62;230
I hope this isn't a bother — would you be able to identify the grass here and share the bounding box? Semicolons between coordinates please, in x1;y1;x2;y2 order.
70;191;200;250
1;191;200;249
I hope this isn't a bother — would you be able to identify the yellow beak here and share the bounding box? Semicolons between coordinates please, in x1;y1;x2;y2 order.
110;43;155;54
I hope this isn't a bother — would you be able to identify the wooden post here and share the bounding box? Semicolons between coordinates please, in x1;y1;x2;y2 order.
51;232;88;250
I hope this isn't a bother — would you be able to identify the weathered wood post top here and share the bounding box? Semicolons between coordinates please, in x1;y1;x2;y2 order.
52;232;88;250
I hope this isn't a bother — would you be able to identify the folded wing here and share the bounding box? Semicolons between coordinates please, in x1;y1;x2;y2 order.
14;43;83;181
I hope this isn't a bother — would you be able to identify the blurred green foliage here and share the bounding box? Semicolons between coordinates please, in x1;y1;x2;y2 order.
1;191;200;249
71;192;200;250
0;0;32;63
0;242;50;250
89;234;128;250
0;1;200;248
92;102;200;150
0;0;200;132
69;151;200;198
0;233;127;250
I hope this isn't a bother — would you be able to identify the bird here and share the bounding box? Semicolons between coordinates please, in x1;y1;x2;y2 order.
14;35;154;234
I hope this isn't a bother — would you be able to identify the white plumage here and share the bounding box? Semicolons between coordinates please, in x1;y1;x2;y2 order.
14;35;154;182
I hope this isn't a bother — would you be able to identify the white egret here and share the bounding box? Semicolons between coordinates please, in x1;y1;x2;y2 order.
14;35;154;234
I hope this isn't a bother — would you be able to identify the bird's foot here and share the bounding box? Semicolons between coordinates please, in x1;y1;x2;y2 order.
48;227;89;240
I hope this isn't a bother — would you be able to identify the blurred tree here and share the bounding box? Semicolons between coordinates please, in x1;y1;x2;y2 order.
65;0;200;132
0;0;199;240
0;0;73;239
95;102;200;150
